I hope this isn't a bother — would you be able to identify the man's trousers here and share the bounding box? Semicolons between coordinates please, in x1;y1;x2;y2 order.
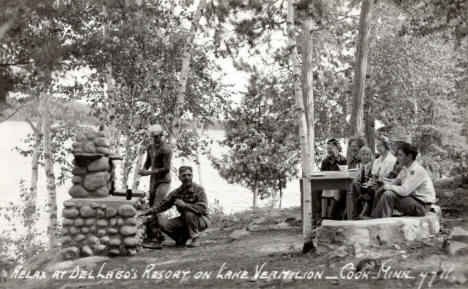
371;190;430;218
148;210;210;244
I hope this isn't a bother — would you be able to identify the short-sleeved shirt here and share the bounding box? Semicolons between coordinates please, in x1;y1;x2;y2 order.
147;182;209;217
387;161;436;204
144;142;172;189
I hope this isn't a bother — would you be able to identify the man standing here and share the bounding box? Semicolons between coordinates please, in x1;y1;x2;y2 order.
139;124;172;243
371;143;436;218
140;166;210;248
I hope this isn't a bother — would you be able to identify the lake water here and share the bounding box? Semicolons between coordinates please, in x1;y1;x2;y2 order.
0;121;301;237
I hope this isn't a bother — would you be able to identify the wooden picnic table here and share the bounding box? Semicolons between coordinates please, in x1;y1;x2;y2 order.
301;170;358;224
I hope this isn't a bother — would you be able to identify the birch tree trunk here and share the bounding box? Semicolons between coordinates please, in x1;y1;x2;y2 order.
169;0;206;146
252;181;258;210
102;0;123;184
102;0;114;124
26;118;43;239
287;0;313;242
132;145;145;190
121;137;133;189
195;142;203;186
193;121;203;186
349;0;373;137
302;3;315;172
279;180;283;209
41;93;58;248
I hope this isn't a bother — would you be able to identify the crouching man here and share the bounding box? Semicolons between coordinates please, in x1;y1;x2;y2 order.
139;166;210;248
371;143;436;218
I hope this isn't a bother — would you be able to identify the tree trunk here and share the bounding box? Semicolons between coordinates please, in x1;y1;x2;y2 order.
132;147;145;190
102;0;114;124
26;118;43;239
121;137;133;189
195;142;203;186
279;179;283;209
464;99;468;142
287;0;312;242
41;93;58;249
102;0;123;182
302;3;315;172
364;92;375;152
169;0;206;146
253;181;258;210
349;0;373;137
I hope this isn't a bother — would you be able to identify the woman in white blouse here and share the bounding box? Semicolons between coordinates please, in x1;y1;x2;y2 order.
372;135;397;179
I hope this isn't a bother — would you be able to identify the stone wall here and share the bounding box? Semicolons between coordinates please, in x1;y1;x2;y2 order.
61;197;146;259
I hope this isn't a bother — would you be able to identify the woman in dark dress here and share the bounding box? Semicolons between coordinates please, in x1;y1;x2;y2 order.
320;138;347;220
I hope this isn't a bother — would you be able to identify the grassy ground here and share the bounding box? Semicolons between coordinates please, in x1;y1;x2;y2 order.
2;184;468;289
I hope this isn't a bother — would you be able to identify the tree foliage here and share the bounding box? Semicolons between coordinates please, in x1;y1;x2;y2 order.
369;1;467;177
211;73;300;200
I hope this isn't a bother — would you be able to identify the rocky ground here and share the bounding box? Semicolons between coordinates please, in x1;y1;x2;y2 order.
1;177;468;289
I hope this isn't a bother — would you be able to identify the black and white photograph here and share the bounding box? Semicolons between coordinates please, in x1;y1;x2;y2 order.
0;0;467;288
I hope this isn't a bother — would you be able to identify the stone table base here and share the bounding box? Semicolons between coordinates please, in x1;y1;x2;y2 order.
316;213;440;254
61;196;146;259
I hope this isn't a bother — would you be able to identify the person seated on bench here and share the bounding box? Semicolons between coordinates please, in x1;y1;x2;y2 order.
371;143;435;218
347;136;366;169
372;135;397;179
384;128;411;180
320;138;347;220
139;165;210;248
354;146;375;219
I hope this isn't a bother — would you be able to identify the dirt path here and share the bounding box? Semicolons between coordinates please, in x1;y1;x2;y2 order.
3;185;468;289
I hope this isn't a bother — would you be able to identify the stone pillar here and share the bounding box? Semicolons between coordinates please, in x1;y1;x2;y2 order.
69;130;113;198
61;127;146;259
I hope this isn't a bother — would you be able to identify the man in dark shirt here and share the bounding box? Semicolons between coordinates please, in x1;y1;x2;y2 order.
140;166;210;248
138;124;172;243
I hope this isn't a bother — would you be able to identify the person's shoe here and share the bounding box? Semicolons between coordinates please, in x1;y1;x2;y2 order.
175;236;188;247
142;239;163;250
187;237;200;248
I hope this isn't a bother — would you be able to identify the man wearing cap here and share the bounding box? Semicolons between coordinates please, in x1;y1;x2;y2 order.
371;143;436;218
139;124;172;244
384;126;411;179
140;166;210;248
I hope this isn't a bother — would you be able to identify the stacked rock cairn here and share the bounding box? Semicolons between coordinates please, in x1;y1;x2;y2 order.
61;128;147;259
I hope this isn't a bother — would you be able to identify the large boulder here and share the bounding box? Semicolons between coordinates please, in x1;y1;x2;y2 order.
83;172;109;191
87;157;110;172
317;213;440;254
94;137;111;148
68;185;88;198
118;205;137;217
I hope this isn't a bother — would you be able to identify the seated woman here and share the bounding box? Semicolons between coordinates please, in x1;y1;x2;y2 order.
354;146;375;219
372;135;397;179
320;138;347;220
347;136;366;169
